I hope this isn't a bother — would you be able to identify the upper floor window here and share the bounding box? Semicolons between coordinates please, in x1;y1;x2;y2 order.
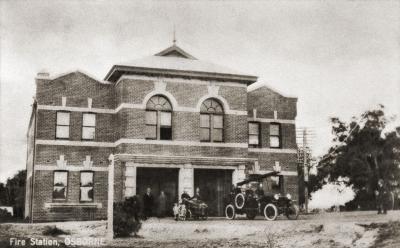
145;95;172;140
53;171;68;200
248;122;260;147
82;113;96;140
80;171;94;202
269;123;281;148
200;99;224;142
56;112;70;139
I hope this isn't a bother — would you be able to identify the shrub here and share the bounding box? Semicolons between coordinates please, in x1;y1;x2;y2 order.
113;196;142;238
42;225;69;236
0;208;13;223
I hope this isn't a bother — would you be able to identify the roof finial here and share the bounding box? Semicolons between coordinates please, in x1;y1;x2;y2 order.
173;24;177;45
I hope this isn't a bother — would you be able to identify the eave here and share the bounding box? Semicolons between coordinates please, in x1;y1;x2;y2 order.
104;65;258;85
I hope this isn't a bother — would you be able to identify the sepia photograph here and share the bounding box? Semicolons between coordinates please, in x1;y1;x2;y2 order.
0;0;399;247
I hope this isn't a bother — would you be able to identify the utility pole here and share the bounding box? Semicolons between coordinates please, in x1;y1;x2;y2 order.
303;128;309;214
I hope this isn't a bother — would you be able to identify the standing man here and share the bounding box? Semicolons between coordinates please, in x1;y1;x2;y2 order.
157;191;167;218
192;187;201;201
143;187;154;219
375;179;388;214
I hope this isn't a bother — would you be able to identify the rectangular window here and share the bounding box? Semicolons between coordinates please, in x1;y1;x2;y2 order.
56;112;70;139
270;175;284;191
269;123;281;148
82;113;96;140
248;122;260;147
145;111;157;139
200;114;210;141
212;115;223;142
53;171;68;200
160;112;172;140
80;171;94;202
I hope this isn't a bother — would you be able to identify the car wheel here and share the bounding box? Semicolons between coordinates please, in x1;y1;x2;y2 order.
235;193;246;209
263;203;278;221
286;203;299;220
225;204;236;220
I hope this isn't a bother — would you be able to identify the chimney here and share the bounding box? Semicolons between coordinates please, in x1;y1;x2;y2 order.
36;69;50;78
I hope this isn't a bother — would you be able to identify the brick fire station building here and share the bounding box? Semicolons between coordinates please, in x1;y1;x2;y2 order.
25;44;298;222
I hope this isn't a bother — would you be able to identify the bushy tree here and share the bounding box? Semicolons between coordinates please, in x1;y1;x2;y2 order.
0;170;26;218
113;196;142;237
315;105;400;209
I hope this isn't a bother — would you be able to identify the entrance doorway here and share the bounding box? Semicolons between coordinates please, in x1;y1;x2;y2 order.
194;169;232;216
136;167;179;216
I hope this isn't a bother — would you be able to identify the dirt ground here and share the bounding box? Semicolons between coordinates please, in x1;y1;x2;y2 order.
0;211;399;248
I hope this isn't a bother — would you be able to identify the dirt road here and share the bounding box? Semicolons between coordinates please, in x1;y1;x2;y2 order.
1;211;399;247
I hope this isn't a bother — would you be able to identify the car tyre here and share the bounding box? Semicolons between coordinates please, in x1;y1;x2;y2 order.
235;193;246;209
263;203;278;221
225;204;236;220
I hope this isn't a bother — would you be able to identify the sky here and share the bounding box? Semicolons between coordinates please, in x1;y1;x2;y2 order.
0;0;399;182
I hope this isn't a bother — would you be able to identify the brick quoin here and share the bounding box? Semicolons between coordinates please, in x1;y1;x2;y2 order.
26;46;299;221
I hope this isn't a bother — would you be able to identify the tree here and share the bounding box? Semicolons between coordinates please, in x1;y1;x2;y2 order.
0;170;26;218
315;105;400;209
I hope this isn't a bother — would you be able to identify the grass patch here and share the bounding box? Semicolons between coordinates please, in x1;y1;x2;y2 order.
358;221;400;248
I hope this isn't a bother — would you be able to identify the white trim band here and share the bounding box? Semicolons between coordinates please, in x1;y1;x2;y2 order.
255;169;298;176
248;148;298;154
35;165;109;171
35;139;249;148
44;202;103;208
114;139;248;148
37;104;248;116
248;117;295;124
37;105;115;114
36;140;115;147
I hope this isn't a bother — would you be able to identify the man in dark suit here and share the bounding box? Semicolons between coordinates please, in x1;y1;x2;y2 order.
143;187;154;219
375;179;389;214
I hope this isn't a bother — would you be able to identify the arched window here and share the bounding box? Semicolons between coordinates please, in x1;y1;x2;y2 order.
145;95;172;140
200;98;224;142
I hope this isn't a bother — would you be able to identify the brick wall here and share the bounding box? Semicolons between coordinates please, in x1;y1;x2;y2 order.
35;145;113;166
31;71;300;221
247;86;297;119
36;72;115;108
249;152;298;172
116;144;248;158
32;170;108;222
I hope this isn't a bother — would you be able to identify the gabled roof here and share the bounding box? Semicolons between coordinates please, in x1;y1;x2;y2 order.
154;44;197;59
36;69;111;85
104;45;257;85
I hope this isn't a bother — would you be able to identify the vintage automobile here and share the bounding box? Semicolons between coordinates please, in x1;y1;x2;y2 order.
224;171;299;221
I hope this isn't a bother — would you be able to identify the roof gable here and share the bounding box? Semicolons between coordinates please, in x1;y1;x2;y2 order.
155;45;197;60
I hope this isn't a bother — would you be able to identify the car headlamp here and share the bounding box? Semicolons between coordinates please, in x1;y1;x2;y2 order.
274;194;279;200
286;193;292;200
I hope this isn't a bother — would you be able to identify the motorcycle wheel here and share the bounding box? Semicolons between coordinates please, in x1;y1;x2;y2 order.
225;204;236;220
286;203;299;220
263;203;278;221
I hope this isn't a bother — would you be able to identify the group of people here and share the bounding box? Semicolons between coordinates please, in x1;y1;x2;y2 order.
137;187;168;220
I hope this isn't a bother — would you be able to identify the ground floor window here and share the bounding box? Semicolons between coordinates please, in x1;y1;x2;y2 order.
53;171;68;200
80;171;94;202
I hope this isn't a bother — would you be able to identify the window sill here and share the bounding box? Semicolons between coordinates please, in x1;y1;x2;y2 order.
44;202;102;209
